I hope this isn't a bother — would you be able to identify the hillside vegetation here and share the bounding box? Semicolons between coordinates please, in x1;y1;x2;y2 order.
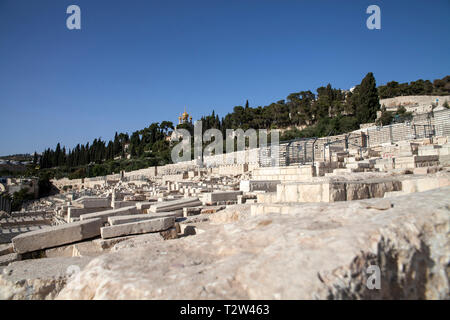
6;74;450;180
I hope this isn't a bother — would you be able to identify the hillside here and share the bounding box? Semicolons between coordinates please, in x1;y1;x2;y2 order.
380;95;450;114
5;74;450;181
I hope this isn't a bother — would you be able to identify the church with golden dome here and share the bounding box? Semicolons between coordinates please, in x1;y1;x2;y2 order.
178;107;193;125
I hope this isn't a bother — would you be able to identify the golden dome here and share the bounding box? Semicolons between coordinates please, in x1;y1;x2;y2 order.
181;107;190;120
178;107;192;124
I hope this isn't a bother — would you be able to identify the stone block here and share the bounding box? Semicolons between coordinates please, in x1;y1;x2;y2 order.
203;191;242;204
108;212;182;226
439;154;450;166
276;179;401;203
80;206;138;224
136;201;157;211
67;206;111;221
383;191;405;198
413;167;439;175
256;192;277;204
183;207;202;217
100;217;175;239
113;201;138;209
12;219;102;254
78;198;111;209
0;243;14;256
201;206;225;214
149;197;202;213
401;175;450;193
239;180;280;192
418;145;441;156
0;253;21;266
395;155;439;169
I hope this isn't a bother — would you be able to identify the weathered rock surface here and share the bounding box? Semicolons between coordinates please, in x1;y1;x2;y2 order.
44;231;178;258
0;253;21;266
57;187;450;299
0;257;93;300
111;228;178;251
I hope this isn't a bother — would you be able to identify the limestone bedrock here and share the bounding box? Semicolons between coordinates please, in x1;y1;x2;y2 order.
57;187;450;300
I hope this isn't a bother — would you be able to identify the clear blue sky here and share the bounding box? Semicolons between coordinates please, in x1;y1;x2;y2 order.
1;0;449;156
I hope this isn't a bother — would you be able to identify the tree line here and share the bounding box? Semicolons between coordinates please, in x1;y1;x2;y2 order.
38;122;175;170
198;72;380;140
377;75;450;99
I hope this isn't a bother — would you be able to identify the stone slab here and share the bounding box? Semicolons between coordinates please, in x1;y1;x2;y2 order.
277;178;402;203
67;206;111;221
149;197;201;213
0;253;21;266
136;201;157;211
76;197;111;209
113;201;138;209
201;206;226;214
183;207;202;217
203;191;243;203
108;212;182;226
80;206;138;224
0;243;14;256
12;218;102;254
239;180;280;192
101;217;175;239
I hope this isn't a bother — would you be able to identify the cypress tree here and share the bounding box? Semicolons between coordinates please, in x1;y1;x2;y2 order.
356;72;380;123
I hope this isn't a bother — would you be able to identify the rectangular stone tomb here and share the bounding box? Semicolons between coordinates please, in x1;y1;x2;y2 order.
76;197;111;209
203;191;243;204
276;179;402;203
12;218;102;254
100;217;175;239
149;197;201;213
394;155;439;169
113;201;138;209
136;201;157;211
80;206;138;224
240;180;280;192
67;206;111;221
108;212;182;226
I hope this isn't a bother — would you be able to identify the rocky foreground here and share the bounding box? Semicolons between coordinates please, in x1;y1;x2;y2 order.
2;187;448;300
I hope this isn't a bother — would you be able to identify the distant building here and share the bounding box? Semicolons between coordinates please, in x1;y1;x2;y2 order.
178;107;193;125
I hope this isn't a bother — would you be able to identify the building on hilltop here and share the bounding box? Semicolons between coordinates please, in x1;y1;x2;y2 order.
178;107;193;125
